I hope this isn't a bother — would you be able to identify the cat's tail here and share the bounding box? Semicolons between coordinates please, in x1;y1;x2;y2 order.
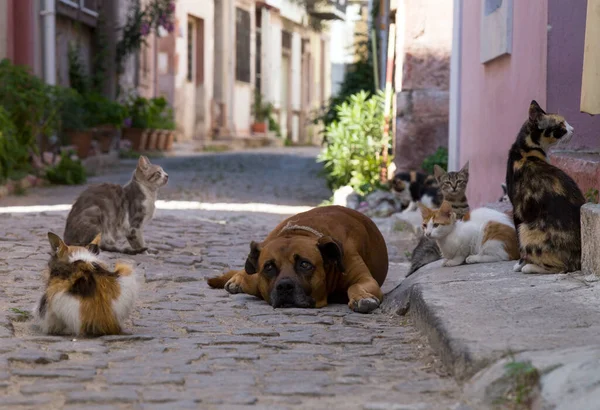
207;270;240;288
406;236;442;277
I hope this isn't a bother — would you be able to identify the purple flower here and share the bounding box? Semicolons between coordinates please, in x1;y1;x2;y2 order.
140;22;150;36
166;22;174;33
123;117;132;127
168;2;175;13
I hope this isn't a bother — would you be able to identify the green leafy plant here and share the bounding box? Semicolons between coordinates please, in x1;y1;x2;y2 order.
46;152;87;185
146;97;175;130
497;359;541;408
9;307;32;321
68;43;89;95
0;59;61;155
252;90;273;123
0;106;29;183
84;93;126;128
422;147;448;175
585;188;599;204
55;87;88;132
124;96;151;129
91;13;109;93
317;90;392;195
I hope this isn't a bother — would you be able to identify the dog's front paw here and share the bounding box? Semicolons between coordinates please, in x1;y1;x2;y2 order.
349;296;380;314
224;278;244;294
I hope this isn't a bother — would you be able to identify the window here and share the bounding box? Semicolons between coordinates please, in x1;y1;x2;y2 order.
187;20;194;82
59;0;98;17
235;8;251;83
255;9;262;91
187;17;205;84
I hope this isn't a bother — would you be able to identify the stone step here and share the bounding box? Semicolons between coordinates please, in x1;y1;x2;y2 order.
550;151;600;198
581;203;600;275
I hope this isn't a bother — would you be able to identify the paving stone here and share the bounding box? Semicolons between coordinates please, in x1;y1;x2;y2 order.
20;382;83;394
11;369;96;380
6;349;69;364
66;389;139;404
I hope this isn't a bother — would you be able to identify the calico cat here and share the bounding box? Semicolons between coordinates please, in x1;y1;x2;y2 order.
391;171;442;212
34;233;138;336
506;100;584;274
406;162;471;276
420;201;519;266
64;156;168;254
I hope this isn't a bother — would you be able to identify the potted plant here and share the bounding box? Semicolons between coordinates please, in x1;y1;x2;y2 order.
251;90;271;134
58;88;93;159
147;97;176;151
84;93;125;153
122;96;150;151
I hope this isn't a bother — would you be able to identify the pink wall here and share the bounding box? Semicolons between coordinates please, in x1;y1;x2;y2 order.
458;0;548;207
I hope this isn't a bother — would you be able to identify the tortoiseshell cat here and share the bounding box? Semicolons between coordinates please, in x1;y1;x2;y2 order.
406;162;471;276
506;100;584;274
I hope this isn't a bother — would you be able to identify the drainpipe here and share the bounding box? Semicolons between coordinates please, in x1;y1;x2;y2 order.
448;0;463;171
379;0;389;91
41;0;56;85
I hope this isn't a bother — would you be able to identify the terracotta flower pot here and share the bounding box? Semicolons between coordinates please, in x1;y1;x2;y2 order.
66;130;94;159
122;128;148;151
157;130;168;151
251;122;267;133
164;131;175;151
146;129;160;151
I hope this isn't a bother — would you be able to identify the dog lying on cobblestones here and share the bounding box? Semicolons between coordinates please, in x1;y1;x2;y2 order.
33;233;138;336
208;206;388;313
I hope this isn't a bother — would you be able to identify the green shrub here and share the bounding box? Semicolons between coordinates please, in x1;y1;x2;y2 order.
0;58;60;154
0;107;29;183
84;92;125;128
46;153;87;185
422;147;448;175
317;90;391;196
147;97;175;130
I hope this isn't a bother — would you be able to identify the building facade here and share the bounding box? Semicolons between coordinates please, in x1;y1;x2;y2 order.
451;0;600;207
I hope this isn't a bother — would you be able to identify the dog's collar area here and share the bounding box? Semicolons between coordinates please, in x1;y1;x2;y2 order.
279;222;324;238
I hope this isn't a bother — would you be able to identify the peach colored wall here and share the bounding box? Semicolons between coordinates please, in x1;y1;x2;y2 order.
459;0;548;207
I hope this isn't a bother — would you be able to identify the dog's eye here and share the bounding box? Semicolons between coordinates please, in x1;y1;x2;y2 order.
299;261;313;271
433;223;439;228
263;262;277;276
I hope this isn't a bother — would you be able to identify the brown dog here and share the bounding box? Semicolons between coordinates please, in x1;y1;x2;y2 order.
207;206;388;313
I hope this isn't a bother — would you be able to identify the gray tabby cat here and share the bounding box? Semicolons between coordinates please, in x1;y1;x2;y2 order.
64;156;168;255
406;162;470;276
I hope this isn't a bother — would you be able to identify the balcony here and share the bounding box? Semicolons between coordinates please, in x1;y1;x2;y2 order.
307;0;347;21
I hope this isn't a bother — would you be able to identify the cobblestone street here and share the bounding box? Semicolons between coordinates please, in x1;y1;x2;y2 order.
0;148;460;409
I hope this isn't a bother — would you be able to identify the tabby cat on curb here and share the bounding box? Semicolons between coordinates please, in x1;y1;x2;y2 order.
33;233;138;336
506;100;584;274
64;156;168;255
406;162;471;276
420;201;519;266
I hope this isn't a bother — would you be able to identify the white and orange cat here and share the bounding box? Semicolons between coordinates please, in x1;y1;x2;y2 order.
419;201;519;267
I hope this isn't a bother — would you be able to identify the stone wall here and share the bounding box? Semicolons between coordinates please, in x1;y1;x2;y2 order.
392;0;452;172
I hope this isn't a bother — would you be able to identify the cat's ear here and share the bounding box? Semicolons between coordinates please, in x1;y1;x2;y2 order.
418;202;433;219
439;201;453;218
244;241;262;275
502;183;507;195
433;164;446;179
48;232;67;255
138;155;151;170
529;100;546;123
460;161;469;174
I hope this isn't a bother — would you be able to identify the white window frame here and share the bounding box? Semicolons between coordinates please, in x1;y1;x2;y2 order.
59;0;99;18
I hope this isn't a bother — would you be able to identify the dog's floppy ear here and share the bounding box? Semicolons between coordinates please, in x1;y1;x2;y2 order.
317;236;345;273
244;241;261;274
